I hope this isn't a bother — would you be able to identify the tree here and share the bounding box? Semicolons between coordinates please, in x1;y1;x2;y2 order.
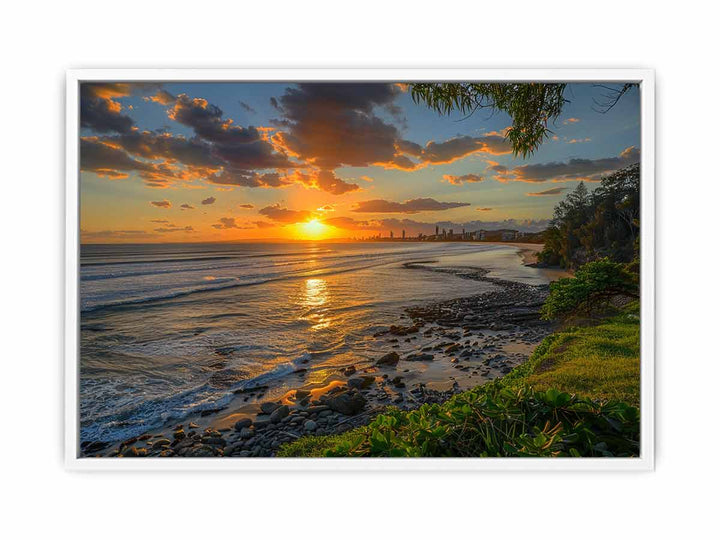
410;82;635;157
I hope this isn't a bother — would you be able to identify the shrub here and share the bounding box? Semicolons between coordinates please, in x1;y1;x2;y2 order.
540;258;638;320
284;384;639;458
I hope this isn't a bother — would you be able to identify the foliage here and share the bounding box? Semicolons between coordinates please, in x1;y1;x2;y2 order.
278;307;641;458
540;258;639;320
410;83;567;158
538;164;640;268
280;384;638;458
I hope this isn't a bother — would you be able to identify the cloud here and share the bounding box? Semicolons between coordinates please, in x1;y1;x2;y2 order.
476;207;493;211
80;83;164;134
352;198;471;214
201;196;216;205
154;226;194;233
526;187;569;196
253;220;275;229
238;203;255;209
273;83;403;170
259;204;314;224
317;204;335;212
180;203;194;210
208;170;294;188
80;84;136;134
442;173;484;185
563;117;580;124
239;101;257;114
212;217;242;230
419;135;512;165
493;146;640;183
150;219;170;223
566;137;591;144
150;200;172;208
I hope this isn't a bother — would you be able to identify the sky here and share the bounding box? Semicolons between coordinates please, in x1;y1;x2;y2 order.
79;81;640;243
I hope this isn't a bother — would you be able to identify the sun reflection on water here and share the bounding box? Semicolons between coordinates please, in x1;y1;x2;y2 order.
299;278;330;330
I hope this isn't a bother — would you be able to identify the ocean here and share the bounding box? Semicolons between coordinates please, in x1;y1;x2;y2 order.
79;241;551;444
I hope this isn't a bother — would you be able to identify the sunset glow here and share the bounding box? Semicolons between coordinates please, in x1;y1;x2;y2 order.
78;82;640;243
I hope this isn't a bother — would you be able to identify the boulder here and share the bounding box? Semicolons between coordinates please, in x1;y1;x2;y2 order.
234;418;253;431
376;351;400;367
260;402;280;415
327;391;367;416
304;420;318;432
269;405;290;423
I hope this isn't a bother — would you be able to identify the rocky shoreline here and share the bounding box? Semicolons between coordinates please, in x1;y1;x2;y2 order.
84;263;554;458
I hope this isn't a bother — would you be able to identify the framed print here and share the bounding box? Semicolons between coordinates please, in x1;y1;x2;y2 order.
65;69;654;470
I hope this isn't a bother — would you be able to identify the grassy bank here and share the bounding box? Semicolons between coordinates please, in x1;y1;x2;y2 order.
279;305;640;458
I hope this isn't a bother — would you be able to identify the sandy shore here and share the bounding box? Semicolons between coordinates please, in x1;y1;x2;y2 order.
82;253;563;458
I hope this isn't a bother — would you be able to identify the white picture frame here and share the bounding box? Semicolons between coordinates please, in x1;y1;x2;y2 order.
65;68;655;471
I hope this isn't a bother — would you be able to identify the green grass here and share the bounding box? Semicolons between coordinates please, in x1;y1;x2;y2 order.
278;305;640;458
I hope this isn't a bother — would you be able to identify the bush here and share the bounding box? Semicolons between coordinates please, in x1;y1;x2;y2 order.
280;383;639;458
540;258;638;320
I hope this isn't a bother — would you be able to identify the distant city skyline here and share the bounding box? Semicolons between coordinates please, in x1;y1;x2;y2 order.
79;82;640;242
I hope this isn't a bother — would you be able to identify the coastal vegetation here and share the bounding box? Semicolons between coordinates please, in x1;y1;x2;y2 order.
539;164;640;268
278;303;640;457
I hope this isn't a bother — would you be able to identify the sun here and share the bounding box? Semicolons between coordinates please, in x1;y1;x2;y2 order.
298;219;329;239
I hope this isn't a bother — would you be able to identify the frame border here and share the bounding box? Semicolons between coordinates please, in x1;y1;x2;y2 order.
65;68;655;471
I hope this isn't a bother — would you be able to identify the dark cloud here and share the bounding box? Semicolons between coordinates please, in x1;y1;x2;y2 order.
208;170;293;188
98;131;217;170
80;83;163;134
239;101;257;114
420;135;512;165
80;84;136;134
526;187;569;196
258;204;314;224
352;198;470;214
238;204;254;209
498;146;640;183
168;94;262;145
442;173;484;185
254;220;275;229
273;83;403;169
476;207;493;211
212;217;241;230
150;219;170;223
201;196;216;205
150;200;171;208
180;203;194;210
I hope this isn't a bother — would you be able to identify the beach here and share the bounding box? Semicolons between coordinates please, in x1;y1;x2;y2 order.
79;241;562;457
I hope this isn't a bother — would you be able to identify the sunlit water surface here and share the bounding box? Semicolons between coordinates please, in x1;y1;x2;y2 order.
80;242;552;443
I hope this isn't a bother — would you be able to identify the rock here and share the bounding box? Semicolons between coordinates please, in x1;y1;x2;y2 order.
326;391;367;416
376;351;400;367
238;427;254;439
445;344;461;354
83;441;108;454
343;366;356;376
188;422;199;429
347;376;375;389
234;418;253;431
269;405;290;423
152;438;171;448
304;420;318;432
186;444;215;457
254;418;271;429
405;353;434;362
260;402;280;415
295;389;311;400
173;430;186;441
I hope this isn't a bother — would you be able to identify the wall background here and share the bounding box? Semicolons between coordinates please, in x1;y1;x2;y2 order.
1;1;716;537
